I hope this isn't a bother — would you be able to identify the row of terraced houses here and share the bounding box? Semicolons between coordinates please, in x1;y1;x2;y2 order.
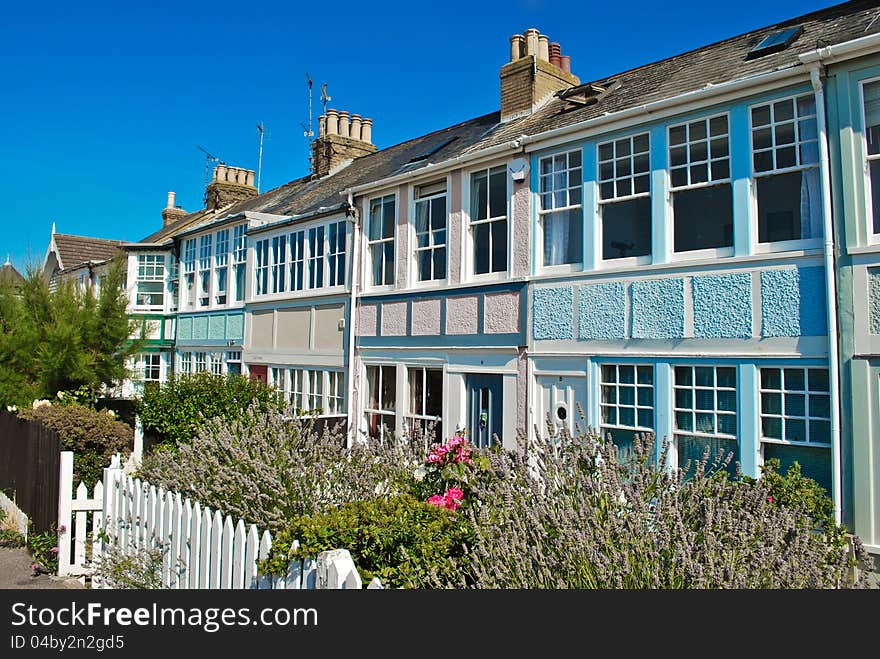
41;0;880;562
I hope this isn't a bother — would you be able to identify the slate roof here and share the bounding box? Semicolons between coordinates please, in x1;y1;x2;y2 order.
139;0;880;244
0;262;24;285
53;233;124;270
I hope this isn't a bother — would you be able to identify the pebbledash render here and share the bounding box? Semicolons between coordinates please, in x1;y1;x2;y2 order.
41;0;880;562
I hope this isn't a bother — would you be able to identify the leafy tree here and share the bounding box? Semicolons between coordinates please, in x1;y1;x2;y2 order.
0;256;142;406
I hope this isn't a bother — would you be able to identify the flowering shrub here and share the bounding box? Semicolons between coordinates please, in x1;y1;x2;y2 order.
28;529;60;575
412;435;489;511
413;429;875;589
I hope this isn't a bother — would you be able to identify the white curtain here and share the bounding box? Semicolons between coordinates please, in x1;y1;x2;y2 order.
800;167;823;239
544;211;569;265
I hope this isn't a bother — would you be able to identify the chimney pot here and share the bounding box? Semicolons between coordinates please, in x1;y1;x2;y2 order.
338;111;350;138
215;164;227;181
318;114;326;138
166;191;175;209
560;55;571;74
361;118;373;144
538;35;550;61
350;113;362;141
326;109;339;135
246;170;255;187
524;28;540;57
509;34;525;62
549;42;561;58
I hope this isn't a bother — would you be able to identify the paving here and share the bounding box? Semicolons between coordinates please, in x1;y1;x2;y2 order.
0;547;84;589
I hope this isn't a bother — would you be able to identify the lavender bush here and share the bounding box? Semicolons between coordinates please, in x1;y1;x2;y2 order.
417;426;873;589
137;404;423;534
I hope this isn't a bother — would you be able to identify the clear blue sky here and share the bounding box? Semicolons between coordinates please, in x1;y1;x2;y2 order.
0;0;838;273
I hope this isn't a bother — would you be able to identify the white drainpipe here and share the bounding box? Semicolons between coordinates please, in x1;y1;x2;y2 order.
345;189;360;448
810;66;843;525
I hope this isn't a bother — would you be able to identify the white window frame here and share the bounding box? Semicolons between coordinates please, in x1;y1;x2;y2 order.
466;164;510;281
307;226;325;290
599;363;655;442
254;238;270;297
860;77;880;244
597;134;652;268
194;351;207;373
366;193;397;290
271;234;287;294
537;148;584;273
668;113;735;261
672;364;738;465
327;221;347;287
405;366;443;443
197;235;212;307
411;180;449;286
178;351;192;375
364;364;397;443
214;229;230;306
135;254;165;310
759;366;831;448
225;351;242;376
232;224;247;303
327;370;344;415
182;239;197;310
289;229;306;292
749;93;823;253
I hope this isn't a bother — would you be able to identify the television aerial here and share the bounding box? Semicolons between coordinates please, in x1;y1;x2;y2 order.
197;145;221;186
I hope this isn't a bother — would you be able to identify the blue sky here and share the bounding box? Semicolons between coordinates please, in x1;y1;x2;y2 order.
0;0;837;273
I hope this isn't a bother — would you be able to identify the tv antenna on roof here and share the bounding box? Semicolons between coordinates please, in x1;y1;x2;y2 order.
256;122;266;193
320;82;331;116
303;73;314;142
197;145;221;187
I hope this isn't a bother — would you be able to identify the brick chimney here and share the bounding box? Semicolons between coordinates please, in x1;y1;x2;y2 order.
500;28;580;122
161;191;187;227
311;108;378;178
205;164;258;211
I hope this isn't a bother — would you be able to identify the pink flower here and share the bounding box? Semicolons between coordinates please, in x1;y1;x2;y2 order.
50;547;59;554
448;435;465;447
426;495;445;507
767;496;774;503
31;563;39;570
427;453;442;463
444;487;464;502
58;525;66;534
445;499;460;512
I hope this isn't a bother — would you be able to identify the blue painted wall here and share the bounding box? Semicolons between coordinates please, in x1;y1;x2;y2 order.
761;266;827;337
578;282;626;340
692;272;752;339
177;311;245;343
533;287;573;340
631;278;684;339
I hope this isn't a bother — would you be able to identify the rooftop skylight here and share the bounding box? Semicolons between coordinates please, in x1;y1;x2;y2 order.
746;26;803;59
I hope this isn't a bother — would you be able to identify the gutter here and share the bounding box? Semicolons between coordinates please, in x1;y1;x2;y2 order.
247;203;349;236
799;31;880;66
808;64;843;526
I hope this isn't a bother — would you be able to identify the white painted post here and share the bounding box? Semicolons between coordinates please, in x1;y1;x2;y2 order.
57;451;74;577
316;549;362;589
302;556;316;590
132;415;144;464
162;491;174;588
174;496;190;589
90;481;104;587
73;482;88;568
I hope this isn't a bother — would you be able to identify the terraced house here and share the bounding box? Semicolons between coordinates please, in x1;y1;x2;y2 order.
44;0;880;563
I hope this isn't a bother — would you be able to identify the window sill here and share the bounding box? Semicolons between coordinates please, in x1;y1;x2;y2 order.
466;271;509;285
598;255;651;269
536;263;584;276
671;246;734;262
752;238;822;254
759;438;831;448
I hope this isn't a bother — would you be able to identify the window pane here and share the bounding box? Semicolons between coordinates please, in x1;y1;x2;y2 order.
785;393;805;417
638;387;654;407
809;419;831;443
695;367;714;387
637;365;653;384
809;394;830;418
489;169;506;218
491;218;508;272
674;366;692;386
774;99;794;122
619;367;635;384
474;223;489;275
762;416;782;439
675;411;693;431
637;409;653;428
471;172;487;221
673;184;733;252
761;368;782;390
785;418;806;443
784;368;805;390
808;369;829;392
762;392;782;415
675;388;692;409
717;389;736;412
543;209;582;266
602;197;651;260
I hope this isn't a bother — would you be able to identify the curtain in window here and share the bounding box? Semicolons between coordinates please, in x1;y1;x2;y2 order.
544;211;569;265
800;167;822;239
865;81;880;130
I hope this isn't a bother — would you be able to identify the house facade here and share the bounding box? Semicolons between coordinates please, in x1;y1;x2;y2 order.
40;0;880;562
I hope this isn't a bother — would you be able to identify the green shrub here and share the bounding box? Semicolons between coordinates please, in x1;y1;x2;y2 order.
138;372;283;447
263;495;474;589
28;528;59;575
19;403;131;488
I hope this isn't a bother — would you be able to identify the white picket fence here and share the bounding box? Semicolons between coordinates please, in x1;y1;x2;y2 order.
57;452;380;589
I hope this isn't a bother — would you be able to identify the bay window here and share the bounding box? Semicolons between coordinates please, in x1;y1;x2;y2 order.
135;254;164;308
198;235;212;307
232;224;246;302
215;229;229;305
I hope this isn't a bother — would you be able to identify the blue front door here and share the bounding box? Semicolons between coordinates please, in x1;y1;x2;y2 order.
467;374;503;448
